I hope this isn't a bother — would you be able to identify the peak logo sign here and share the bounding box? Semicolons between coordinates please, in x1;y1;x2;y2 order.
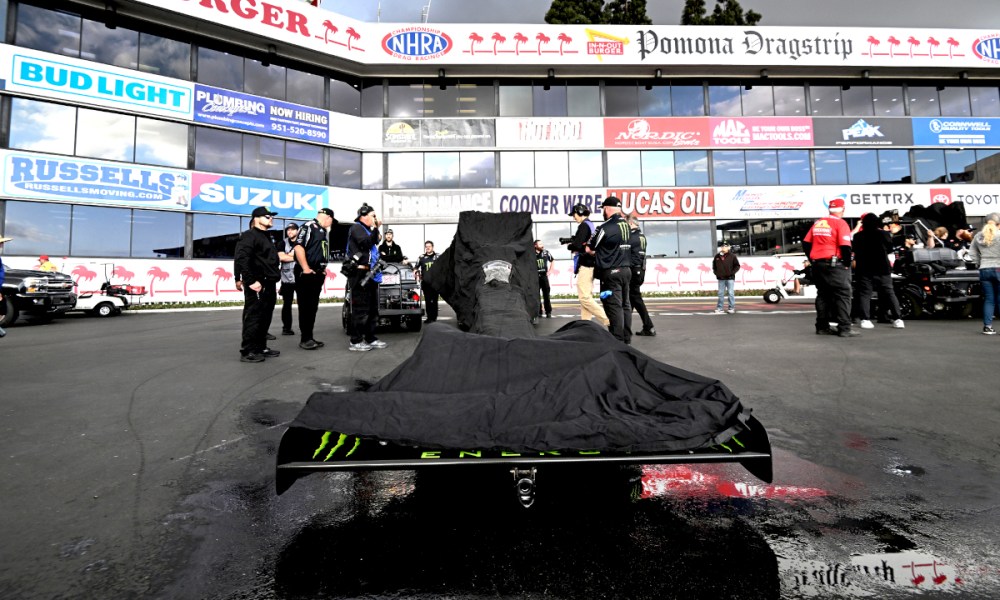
382;27;453;60
972;34;1000;65
712;119;751;145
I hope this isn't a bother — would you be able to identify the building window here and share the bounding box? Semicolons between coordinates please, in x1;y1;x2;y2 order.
8;98;76;154
195;127;242;175
424;152;461;188
908;86;941;116
387;153;423;189
244;59;285;100
846;149;879;184
914;149;946;183
533;82;568;117
711;150;746;186
460;152;496;187
75;108;135;162
878;149;911;183
644;221;679;258
71;205;131;257
135;118;189;168
499;152;535;187
138;32;191;80
604;81;638;116
15;4;81;58
938;86;972;116
977;149;1000;183
197;47;244;92
746;150;778;186
637;84;671;116
193;214;242;259
671;85;705;116
330;78;361;116
133;209;185;258
970;87;1000;117
2;201;71;257
675;150;710;186
814;149;847;184
329;149;362;188
569;151;603;187
945;149;977;183
708;85;742;116
918;149;978;184
841;86;874;116
778;150;812;185
773;85;806;115
809;85;842;116
387;82;426;117
641;151;674;186
362;153;383;189
81;19;138;69
567;81;601;116
872;86;905;116
741;85;774;116
607;151;642;187
499;82;532;117
534;152;569;187
285;141;324;184
242;136;284;180
361;81;384;117
287;68;325;109
678;221;714;258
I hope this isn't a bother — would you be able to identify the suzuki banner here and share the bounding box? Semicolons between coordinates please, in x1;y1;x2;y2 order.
193;84;331;143
813;117;914;147
190;172;337;218
912;117;1000;147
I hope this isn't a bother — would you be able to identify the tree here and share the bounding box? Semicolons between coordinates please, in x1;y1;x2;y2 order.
681;0;762;25
602;0;652;25
544;0;605;25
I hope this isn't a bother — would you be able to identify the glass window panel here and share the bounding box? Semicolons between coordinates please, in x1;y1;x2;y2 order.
641;151;674;186
420;82;459;117
841;85;874;115
809;85;842;115
329;149;362;188
331;78;361;116
846;149;879;184
499;84;532;117
242;136;285;180
778;150;812;185
285;142;324;184
245;60;285;99
644;221;679;258
711;150;746;186
15;5;81;57
716;221;749;255
604;81;638;116
195;127;242;174
287;68;324;108
76;108;135;161
80;20;138;68
193;214;241;259
637;84;671;116
678;221;713;258
970;87;1000;117
872;85;905;116
908;86;940;116
567;82;601;116
569;151;603;186
499;152;535;187
749;220;784;255
773;85;806;115
674;150;709;186
976;149;1000;183
362;153;383;189
741;85;774;116
708;85;742;116
671;85;705;116
878;149;910;183
455;82;496;117
607;151;642;187
914;149;946;183
2;201;71;257
945;149;977;183
424;152;461;188
534;152;569;187
814;149;847;184
387;153;424;189
71;205;130;257
132;209;185;258
135;118;188;168
197;47;243;91
460;152;496;187
533;82;568;117
361;81;384;117
138;32;190;80
8;99;77;154
778;219;815;254
745;150;778;186
938;86;972;116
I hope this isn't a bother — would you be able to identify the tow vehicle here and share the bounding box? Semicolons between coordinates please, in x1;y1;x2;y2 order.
342;262;423;332
1;268;77;326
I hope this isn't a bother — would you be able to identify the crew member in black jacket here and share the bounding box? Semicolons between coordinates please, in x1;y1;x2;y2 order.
565;203;609;326
591;196;633;343
627;214;655;336
233;206;281;363
346;204;386;352
378;229;405;263
293;207;335;350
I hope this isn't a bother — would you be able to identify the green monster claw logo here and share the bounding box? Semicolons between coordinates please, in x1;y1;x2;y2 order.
313;432;362;461
712;435;744;453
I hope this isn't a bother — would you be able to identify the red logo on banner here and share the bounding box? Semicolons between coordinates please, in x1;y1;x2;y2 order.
708;117;813;147
607;188;715;218
604;118;708;148
930;188;953;204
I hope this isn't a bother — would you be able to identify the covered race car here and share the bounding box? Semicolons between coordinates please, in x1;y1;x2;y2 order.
277;212;772;507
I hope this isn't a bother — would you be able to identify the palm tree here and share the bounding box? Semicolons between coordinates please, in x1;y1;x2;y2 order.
676;263;689;286
760;262;775;285
322;20;337;44
654;263;669;287
887;36;901;57
72;265;97;286
557;33;572;56
697;263;711;286
947;37;960;58
867;36;880;56
323;268;337;293
491;32;506;55
536;32;550;54
112;265;135;281
181;267;203;296
468;32;484;55
740;264;754;285
927;36;940;58
213;267;233;295
907;36;920;58
147;267;169;298
346;27;361;51
513;32;528;55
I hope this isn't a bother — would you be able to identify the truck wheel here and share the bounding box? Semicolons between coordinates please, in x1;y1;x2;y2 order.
763;289;781;304
0;298;18;327
93;302;116;318
898;292;923;319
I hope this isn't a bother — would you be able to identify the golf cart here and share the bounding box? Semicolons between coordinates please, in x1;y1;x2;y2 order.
342;261;423;332
72;265;146;317
762;254;816;304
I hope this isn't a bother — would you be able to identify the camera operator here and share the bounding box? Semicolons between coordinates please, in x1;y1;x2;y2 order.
563;203;609;327
591;197;632;343
345;204;386;352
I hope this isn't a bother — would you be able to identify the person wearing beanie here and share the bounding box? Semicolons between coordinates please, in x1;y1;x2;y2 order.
969;212;1000;335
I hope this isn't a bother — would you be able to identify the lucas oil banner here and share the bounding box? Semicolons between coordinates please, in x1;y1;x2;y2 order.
194;85;330;144
190;172;333;218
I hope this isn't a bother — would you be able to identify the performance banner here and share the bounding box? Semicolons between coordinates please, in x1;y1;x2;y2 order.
193;84;330;143
190;172;333;218
381;189;493;221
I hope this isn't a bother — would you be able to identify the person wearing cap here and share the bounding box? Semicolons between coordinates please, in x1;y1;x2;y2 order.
712;241;740;315
803;198;857;337
345;204;386;352
35;255;58;272
234;206;281;362
277;222;300;336
378;229;405;264
854;212;905;330
534;240;555;318
627;214;655;336
293;207;336;350
564;203;609;327
968;212;1000;335
590;196;633;343
416;240;440;323
0;235;11;338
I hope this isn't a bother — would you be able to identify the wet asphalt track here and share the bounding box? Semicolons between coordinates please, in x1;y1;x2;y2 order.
1;299;999;599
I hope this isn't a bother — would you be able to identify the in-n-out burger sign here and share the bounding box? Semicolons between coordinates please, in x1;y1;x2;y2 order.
183;0;313;38
637;30;853;61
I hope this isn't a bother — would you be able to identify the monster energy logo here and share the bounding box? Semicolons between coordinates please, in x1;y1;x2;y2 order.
313;432;362;461
617;222;630;242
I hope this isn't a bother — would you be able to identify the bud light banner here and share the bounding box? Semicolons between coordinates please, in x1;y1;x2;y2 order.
813;117;913;147
912;117;1000;147
0;150;190;209
193;84;330;144
190;172;332;218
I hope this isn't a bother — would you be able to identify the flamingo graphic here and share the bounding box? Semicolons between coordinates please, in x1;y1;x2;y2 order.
557;33;572;56
697;264;711;286
346;27;361;51
181;267;203;296
907;36;920;57
513;32;528;55
491;32;506;55
323;268;338;293
947;37;960;58
760;263;775;285
927;36;940;58
468;32;484;55
213;267;233;295
536;32;550;54
654;264;669;287
147;267;169;298
322;20;338;44
866;36;880;56
71;265;97;287
112;266;135;281
740;264;754;285
676;264;690;286
887;36;901;57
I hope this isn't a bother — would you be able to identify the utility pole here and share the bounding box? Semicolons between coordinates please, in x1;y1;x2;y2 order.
421;0;433;23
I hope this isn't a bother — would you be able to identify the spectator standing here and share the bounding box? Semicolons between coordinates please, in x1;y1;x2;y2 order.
591;196;632;343
627;214;655;336
277;223;299;336
233;207;281;362
417;241;440;323
0;235;10;337
804;198;857;337
854;212;905;330
534;240;554;318
712;242;740;314
968;212;1000;335
378;229;406;263
346;204;385;351
565;204;609;326
35;255;58;272
293;208;335;350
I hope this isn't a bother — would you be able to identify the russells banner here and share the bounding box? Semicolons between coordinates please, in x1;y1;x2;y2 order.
193;84;330;143
191;172;332;218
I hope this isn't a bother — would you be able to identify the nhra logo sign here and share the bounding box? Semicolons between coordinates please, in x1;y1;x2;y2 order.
930;188;953;205
972;34;1000;65
382;27;453;60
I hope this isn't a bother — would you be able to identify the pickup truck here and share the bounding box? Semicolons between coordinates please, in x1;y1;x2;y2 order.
1;268;77;326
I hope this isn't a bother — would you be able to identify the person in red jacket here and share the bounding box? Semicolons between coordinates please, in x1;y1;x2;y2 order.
804;198;857;337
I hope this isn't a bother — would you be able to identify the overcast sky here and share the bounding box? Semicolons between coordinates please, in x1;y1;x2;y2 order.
324;0;1000;28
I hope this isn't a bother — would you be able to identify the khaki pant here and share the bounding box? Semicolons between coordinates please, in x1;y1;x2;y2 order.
577;266;609;325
